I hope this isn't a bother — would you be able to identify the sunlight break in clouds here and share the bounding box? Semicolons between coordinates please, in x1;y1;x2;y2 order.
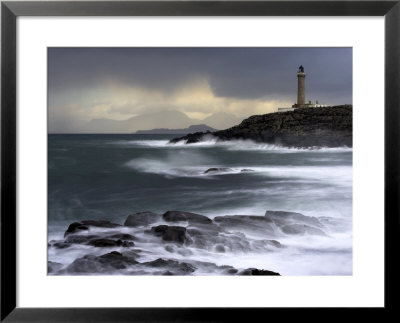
48;78;293;133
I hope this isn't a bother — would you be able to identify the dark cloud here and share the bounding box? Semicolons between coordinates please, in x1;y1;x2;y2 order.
48;47;352;105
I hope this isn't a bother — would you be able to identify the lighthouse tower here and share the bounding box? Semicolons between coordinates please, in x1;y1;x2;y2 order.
296;65;306;106
278;65;328;112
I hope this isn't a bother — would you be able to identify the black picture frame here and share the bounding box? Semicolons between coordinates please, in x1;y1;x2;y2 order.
1;1;399;321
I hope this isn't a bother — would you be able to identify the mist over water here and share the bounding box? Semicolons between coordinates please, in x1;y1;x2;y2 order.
48;134;352;275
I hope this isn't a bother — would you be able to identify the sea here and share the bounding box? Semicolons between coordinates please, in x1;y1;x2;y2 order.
48;134;353;275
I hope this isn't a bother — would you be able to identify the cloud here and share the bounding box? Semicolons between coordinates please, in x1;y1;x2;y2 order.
49;77;294;132
48;47;352;132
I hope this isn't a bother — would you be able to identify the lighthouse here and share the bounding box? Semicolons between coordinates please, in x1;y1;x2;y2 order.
277;65;328;112
297;65;306;106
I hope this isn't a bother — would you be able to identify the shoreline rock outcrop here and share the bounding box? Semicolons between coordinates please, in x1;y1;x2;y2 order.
170;105;352;148
49;209;332;275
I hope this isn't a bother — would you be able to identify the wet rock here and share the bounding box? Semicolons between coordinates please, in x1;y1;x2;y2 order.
65;234;99;244
214;215;276;236
88;238;134;248
265;210;323;228
204;167;233;174
281;224;325;236
64;220;121;237
64;222;89;237
149;225;190;245
215;244;225;253
186;227;251;252
250;239;283;251
239;268;280;276
65;251;139;274
108;233;136;241
225;268;238;274
48;261;63;274
52;242;71;249
240;169;254;172
142;258;196;275
124;211;161;227
163;211;212;225
162;271;174;275
165;245;175;253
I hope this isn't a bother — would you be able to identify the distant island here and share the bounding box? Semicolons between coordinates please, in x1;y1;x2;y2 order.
81;111;241;134
171;105;352;148
135;124;216;135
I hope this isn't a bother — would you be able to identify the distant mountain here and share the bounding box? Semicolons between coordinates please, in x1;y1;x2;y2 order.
83;110;242;133
202;112;242;130
135;124;216;134
84;110;202;133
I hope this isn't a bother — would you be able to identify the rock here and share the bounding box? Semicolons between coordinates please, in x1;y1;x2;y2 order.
142;258;196;275
65;251;138;273
64;222;89;237
165;245;175;253
265;210;323;228
215;244;225;253
204;167;233;174
240;169;254;172
65;235;99;244
64;220;121;237
163;210;212;225
124;211;161;227
48;261;63;274
88;238;134;248
149;225;191;245
170;105;353;148
52;242;71;249
214;215;275;236
108;233;136;241
281;224;325;236
239;268;280;276
225;268;238;274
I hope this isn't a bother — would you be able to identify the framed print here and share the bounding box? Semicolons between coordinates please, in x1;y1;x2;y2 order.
1;0;399;321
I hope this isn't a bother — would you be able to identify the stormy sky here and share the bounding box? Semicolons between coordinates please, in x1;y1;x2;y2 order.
48;47;352;132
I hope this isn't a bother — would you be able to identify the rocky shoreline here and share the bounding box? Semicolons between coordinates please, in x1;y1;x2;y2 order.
170;105;352;148
48;210;331;276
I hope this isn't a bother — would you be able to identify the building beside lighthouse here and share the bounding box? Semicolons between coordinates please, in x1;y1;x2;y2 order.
278;65;327;112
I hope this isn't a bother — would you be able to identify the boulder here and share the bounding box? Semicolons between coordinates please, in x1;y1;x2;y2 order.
65;234;99;244
64;222;89;237
239;268;280;276
88;238;134;248
240;169;254;172
281;224;325;236
64;220;121;237
141;258;196;275
124;211;161;227
204;168;233;174
265;210;323;228
65;251;138;274
214;215;275;236
163;211;212;225
149;225;190;245
52;242;71;249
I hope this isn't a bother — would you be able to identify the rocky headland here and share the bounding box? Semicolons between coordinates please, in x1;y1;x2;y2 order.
170;105;352;148
48;210;333;276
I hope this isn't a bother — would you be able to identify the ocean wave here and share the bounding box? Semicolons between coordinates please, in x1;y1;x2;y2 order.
110;138;352;153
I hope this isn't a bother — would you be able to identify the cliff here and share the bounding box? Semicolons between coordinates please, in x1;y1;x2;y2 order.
170;105;352;148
